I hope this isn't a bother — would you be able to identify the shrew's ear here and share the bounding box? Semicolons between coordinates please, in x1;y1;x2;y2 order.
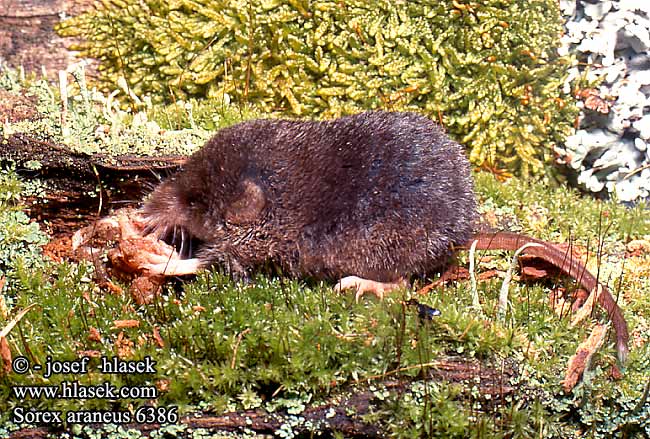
224;178;266;224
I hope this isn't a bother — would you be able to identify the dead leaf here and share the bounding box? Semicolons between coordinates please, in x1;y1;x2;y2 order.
549;288;590;316
572;289;590;311
131;276;163;305
105;281;124;295
518;255;560;279
521;266;549;280
418;266;470;294
563;323;608;393
418;266;504;295
549;289;571;316
76;350;101;358
115;332;135;358
571;285;603;328
88;327;102;343
610;364;623;381
41;236;72;263
576;88;611;114
113;319;140;329
0;336;11;375
152;326;164;348
626;239;650;257
156;379;170;392
477;269;502;280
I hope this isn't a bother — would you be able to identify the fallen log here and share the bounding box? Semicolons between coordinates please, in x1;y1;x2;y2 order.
1;133;185;236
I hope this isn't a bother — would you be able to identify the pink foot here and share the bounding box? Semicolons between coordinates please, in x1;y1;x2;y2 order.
142;258;203;276
334;276;407;301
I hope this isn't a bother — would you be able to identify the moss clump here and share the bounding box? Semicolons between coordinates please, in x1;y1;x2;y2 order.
1;170;648;436
57;0;578;175
474;171;650;242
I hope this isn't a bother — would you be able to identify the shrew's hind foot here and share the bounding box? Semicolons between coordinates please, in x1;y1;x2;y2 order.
334;276;408;301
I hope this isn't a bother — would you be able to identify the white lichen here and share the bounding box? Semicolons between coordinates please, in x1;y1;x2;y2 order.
558;0;650;203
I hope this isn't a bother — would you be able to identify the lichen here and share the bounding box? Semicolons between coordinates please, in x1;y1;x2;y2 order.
555;0;650;203
0;62;258;158
0;167;49;279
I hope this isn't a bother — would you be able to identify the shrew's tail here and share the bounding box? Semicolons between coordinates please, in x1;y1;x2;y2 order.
462;231;629;363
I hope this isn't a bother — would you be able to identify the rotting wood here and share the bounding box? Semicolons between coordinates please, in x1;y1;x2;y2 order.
1;133;186;236
0;0;96;79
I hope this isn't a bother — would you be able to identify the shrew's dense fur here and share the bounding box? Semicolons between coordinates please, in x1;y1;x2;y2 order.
142;111;476;280
141;111;628;361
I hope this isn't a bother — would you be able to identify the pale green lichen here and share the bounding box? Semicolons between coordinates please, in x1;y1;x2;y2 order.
0;62;257;158
0;167;49;279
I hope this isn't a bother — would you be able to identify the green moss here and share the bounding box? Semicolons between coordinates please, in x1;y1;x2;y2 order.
1;60;647;434
474;171;650;242
1;167;648;436
56;0;579;175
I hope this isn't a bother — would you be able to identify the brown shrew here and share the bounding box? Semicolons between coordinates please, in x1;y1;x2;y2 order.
137;111;629;362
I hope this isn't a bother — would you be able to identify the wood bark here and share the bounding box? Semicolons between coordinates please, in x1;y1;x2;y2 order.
0;0;94;79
